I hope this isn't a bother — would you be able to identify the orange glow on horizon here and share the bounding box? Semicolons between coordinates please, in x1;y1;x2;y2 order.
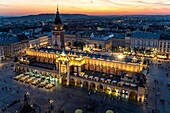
0;0;170;16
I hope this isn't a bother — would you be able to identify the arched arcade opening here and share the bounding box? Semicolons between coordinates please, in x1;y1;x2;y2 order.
83;81;88;89
89;82;95;90
61;76;67;85
70;78;75;86
97;84;103;92
129;91;137;101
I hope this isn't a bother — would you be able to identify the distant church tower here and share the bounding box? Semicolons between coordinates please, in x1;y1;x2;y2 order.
52;6;65;49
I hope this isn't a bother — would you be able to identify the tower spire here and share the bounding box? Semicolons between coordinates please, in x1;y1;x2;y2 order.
57;4;59;14
54;4;62;25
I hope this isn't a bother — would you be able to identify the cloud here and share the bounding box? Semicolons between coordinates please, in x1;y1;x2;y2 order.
0;3;22;8
102;0;124;5
0;0;170;16
136;0;170;6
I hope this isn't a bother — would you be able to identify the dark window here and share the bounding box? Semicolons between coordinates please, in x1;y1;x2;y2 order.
164;44;166;48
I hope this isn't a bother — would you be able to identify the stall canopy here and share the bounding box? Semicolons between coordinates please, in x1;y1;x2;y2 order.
35;74;41;78
131;84;137;87
25;72;30;75
84;75;88;78
94;77;99;80
119;81;124;85
74;73;77;76
107;79;111;82
100;78;105;81
29;72;34;76
112;80;117;83
79;74;83;77
125;83;130;86
89;76;93;79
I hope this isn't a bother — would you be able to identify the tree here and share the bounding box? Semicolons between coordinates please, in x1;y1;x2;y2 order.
146;49;152;55
14;56;19;62
73;41;78;47
94;44;97;48
99;45;102;49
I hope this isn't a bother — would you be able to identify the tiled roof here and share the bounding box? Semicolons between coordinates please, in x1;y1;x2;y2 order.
131;31;160;39
160;34;170;40
0;33;28;45
114;33;125;39
90;34;114;41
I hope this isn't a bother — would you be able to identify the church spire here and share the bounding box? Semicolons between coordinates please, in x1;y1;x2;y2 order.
57;4;59;15
54;5;62;25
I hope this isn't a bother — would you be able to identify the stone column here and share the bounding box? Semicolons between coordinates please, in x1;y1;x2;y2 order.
88;82;90;90
77;66;78;73
75;79;77;86
78;66;81;73
58;62;61;78
66;62;70;86
109;88;112;95
103;86;106;93
137;87;145;103
95;83;98;91
56;63;58;71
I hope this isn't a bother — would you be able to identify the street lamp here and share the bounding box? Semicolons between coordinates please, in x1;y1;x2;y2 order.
26;92;30;96
49;99;54;110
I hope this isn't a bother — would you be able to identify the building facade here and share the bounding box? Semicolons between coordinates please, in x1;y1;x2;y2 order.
15;48;147;102
112;34;125;48
64;32;113;51
29;35;50;48
130;31;160;51
89;34;113;51
0;33;29;57
158;34;170;58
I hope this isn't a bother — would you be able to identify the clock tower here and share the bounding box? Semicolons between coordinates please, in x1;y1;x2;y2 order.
52;6;65;49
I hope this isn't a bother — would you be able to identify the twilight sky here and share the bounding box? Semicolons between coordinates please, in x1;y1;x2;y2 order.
0;0;170;16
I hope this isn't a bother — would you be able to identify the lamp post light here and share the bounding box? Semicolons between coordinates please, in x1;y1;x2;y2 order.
26;92;30;100
49;99;54;110
26;92;30;96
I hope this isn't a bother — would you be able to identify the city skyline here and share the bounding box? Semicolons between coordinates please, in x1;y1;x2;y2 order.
0;0;170;16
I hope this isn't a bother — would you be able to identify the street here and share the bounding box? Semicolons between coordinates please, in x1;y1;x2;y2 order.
0;63;147;113
0;60;170;113
146;60;170;113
